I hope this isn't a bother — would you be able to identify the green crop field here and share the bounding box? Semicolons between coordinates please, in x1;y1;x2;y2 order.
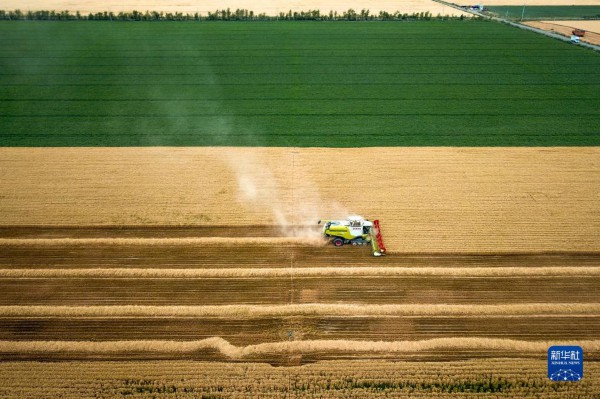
486;6;600;20
1;21;599;146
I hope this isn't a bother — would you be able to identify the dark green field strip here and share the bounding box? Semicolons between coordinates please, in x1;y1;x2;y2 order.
2;115;596;146
3;99;599;116
0;316;597;343
2;73;599;85
4;64;600;76
3;55;597;67
0;276;597;305
1;21;599;146
0;20;579;41
3;84;598;100
0;49;590;59
0;21;590;48
486;6;600;20
1;53;596;65
4;63;600;74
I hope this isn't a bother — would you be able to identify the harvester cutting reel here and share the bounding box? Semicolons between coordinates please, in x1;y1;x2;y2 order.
318;216;387;256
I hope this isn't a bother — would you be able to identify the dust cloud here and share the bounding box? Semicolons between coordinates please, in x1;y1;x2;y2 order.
222;148;349;239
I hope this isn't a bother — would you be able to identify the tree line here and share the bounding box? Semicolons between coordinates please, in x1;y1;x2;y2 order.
0;9;471;21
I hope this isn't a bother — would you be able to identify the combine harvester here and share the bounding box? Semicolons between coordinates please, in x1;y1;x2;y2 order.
318;216;387;256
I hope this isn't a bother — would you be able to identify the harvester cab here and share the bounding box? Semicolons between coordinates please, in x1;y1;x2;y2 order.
318;216;387;256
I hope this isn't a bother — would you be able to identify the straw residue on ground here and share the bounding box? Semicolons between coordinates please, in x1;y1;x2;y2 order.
1;303;597;317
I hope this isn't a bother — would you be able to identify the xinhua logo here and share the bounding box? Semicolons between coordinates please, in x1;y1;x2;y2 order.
548;346;583;381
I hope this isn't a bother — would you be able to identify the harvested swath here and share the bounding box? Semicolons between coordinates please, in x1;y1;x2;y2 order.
1;337;599;359
5;275;595;306
4;314;596;343
1;246;597;270
2;266;599;278
2;303;598;317
0;237;325;247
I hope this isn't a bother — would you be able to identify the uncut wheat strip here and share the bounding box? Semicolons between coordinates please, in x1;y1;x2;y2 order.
2;267;599;278
1;304;598;317
1;338;599;359
0;237;324;246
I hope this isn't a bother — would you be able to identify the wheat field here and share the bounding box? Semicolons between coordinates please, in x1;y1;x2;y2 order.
0;147;598;396
1;147;598;253
0;359;598;398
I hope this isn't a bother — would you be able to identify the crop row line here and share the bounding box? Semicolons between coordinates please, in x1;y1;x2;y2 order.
2;133;594;138
3;72;597;76
5;98;598;101
3;83;595;86
6;63;597;66
0;54;585;59
3;113;599;117
2;267;599;278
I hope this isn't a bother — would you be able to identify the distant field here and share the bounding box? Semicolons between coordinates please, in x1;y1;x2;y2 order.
1;21;599;146
485;0;598;4
524;20;600;45
543;19;600;34
486;5;600;20
0;0;464;15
